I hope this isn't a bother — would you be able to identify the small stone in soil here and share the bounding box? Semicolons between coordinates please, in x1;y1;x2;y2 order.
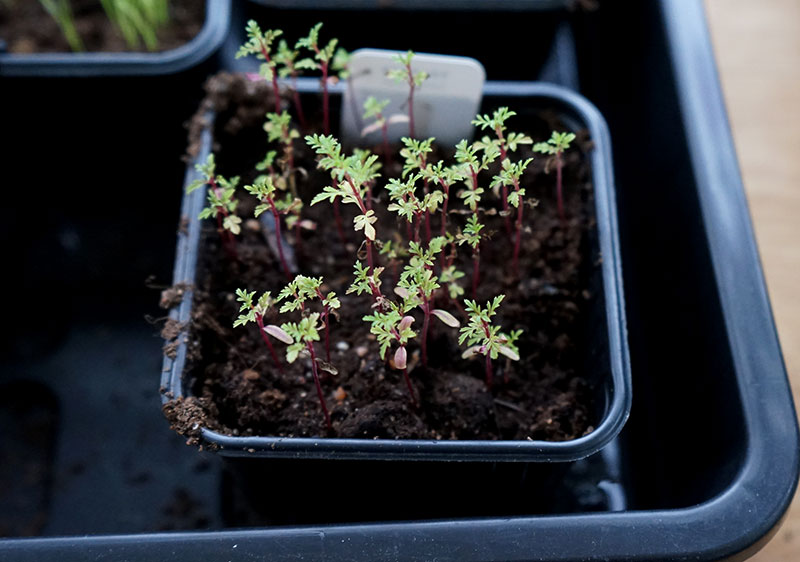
242;369;260;381
336;341;349;351
245;219;261;232
355;346;368;358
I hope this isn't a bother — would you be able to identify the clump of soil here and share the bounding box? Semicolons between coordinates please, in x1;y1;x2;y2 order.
164;73;601;443
0;0;204;54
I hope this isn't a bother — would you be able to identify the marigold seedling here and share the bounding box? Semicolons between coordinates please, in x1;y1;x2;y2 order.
307;134;381;273
421;160;465;241
279;312;331;428
233;288;285;372
395;238;460;367
236;20;283;115
459;295;521;388
296;23;339;135
187;154;240;259
472;107;532;235
386;174;443;244
533;131;576;224
399;136;436;242
274;39;308;129
362;96;393;166
387;50;429;138
244;175;293;280
363;308;418;404
276;275;341;363
454;139;499;297
491;157;534;276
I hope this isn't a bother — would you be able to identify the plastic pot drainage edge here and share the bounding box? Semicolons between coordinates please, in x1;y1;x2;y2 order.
0;0;231;77
159;79;632;463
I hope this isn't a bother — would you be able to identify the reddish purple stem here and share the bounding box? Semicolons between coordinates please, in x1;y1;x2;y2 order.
306;341;331;429
255;314;283;372
268;198;292;281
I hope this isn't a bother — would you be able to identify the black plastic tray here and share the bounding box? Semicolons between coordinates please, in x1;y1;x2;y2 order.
0;0;230;77
0;0;797;560
160;81;631;462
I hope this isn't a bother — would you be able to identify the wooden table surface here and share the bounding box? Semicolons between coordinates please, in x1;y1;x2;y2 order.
704;1;800;559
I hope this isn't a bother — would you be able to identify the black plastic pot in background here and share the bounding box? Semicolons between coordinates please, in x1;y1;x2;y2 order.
0;0;231;359
161;81;631;462
237;0;580;88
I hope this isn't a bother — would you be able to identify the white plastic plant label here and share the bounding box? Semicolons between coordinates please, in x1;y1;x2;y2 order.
340;48;486;147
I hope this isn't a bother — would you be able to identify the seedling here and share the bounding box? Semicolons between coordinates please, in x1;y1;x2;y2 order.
387;50;429;138
264;110;300;183
274;39;308;129
421;160;465;239
277;275;341;363
400;137;435;243
100;0;168;51
472;107;532;235
491;157;534;276
244;175;293;280
296;23;339;135
533;131;576;224
363;308;418;404
307;134;381;272
39;0;83;52
459;295;521;388
236;21;283;115
454;139;499;297
347;261;387;309
187;154;240;259
395;239;460;367
386;174;443;245
279;313;331;428
362;96;393;166
233;289;287;372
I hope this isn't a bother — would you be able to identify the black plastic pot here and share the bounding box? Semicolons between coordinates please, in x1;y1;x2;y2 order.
160;80;631;462
0;1;797;560
237;0;578;86
1;1;231;357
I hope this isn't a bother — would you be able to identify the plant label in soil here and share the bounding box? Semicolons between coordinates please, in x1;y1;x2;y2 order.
341;48;485;146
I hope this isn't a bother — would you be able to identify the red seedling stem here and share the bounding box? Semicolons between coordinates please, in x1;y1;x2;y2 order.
472;246;480;300
555;151;565;225
381;120;393;168
267;197;292;281
512;176;524;277
322;61;331;135
306;340;331;429
289;70;308;130
258;44;282;115
438;180;450;238
344;175;375;271
255;314;283;372
481;319;493;388
208;176;237;260
421;294;431;367
402;366;418;406
333;200;347;245
405;61;417;138
314;288;332;363
495;128;512;237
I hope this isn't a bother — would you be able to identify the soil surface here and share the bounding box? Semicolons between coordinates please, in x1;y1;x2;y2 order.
165;73;601;443
0;0;204;54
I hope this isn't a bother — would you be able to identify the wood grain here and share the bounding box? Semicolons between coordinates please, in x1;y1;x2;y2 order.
704;0;800;559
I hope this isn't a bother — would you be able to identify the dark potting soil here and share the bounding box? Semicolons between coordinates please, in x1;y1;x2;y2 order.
165;73;598;444
0;0;204;54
